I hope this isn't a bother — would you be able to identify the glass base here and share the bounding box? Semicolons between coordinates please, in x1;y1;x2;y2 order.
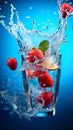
35;108;56;117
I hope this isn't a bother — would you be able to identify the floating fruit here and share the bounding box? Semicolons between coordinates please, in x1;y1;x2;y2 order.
7;58;17;70
38;71;54;88
26;69;43;78
27;48;44;63
42;59;59;70
61;3;73;18
36;92;53;106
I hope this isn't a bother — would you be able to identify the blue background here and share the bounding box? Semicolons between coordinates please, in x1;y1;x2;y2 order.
0;0;73;130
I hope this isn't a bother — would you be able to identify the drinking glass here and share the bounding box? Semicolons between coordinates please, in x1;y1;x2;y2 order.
21;53;61;117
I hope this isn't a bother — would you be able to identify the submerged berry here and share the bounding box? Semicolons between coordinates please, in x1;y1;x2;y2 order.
27;48;44;63
36;92;53;106
38;71;54;88
26;69;43;78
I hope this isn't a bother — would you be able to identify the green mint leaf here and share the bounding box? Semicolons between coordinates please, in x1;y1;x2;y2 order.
39;40;49;53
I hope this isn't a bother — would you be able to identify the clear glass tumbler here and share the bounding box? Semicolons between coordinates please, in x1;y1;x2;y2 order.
21;53;61;117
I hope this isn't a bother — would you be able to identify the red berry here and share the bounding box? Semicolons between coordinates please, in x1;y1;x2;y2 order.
61;3;73;18
61;10;67;18
7;58;17;70
36;92;53;106
27;48;44;63
38;71;54;88
26;69;43;78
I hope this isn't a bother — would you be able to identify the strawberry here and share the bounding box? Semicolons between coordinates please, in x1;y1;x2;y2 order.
7;58;17;70
36;92;53;106
26;69;43;78
38;71;54;88
61;10;67;18
27;48;44;63
61;3;73;18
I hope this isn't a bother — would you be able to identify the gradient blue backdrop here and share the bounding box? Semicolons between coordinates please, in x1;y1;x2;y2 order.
0;0;73;130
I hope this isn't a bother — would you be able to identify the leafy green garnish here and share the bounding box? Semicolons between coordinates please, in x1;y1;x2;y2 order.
38;40;49;53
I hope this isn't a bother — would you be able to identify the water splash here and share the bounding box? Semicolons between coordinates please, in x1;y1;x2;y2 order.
0;2;67;52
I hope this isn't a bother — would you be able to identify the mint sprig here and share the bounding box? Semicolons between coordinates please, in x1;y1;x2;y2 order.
38;40;49;53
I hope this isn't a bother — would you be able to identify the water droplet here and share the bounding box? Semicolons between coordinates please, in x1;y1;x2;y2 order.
32;20;36;24
47;19;50;22
51;22;54;26
29;6;32;10
0;15;5;18
53;11;57;15
43;84;46;87
69;2;72;5
25;16;30;19
5;1;7;4
13;103;17;110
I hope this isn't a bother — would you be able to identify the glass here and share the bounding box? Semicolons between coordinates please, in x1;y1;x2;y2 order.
21;54;61;117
